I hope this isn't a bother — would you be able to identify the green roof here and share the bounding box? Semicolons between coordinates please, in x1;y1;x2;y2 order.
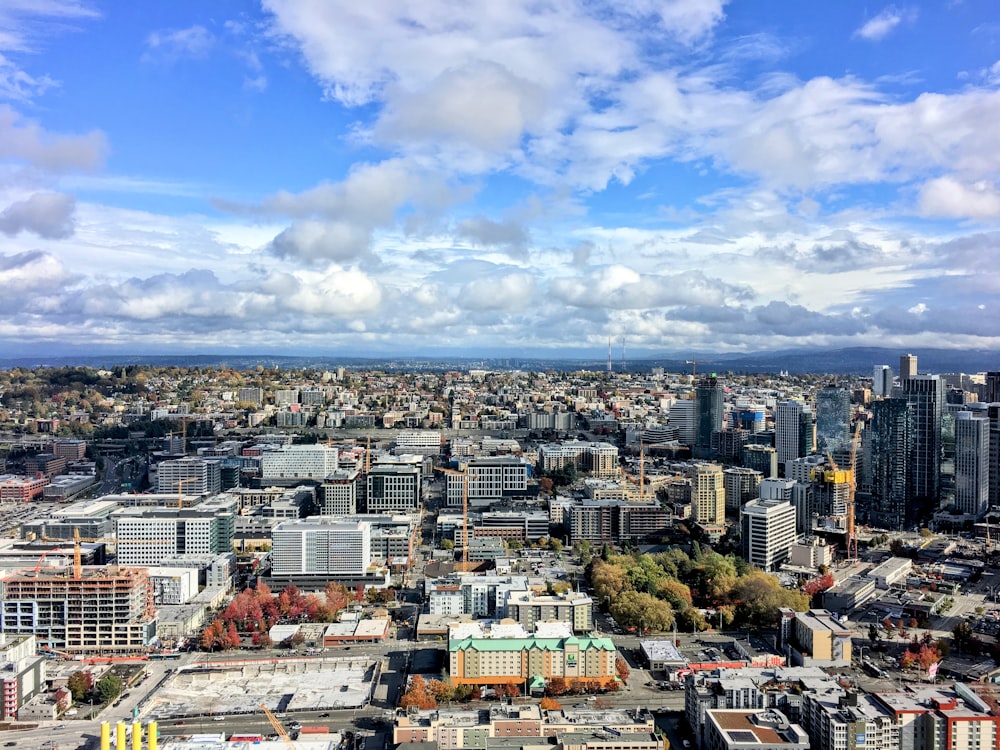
449;636;616;652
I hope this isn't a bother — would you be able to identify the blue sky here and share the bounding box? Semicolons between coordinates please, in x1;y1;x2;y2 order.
1;1;1000;357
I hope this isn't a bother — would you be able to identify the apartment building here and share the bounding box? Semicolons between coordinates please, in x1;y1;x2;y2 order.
741;498;797;572
503;590;594;633
539;441;619;479
321;469;360;515
366;462;421;513
0;635;43;720
0;567;156;653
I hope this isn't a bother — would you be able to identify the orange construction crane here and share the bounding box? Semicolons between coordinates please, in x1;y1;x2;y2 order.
260;703;295;748
825;422;862;562
176;476;200;508
435;466;471;570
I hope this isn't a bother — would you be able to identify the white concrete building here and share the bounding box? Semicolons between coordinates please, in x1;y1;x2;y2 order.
271;517;373;576
741;498;797;572
259;444;339;481
446;456;530;507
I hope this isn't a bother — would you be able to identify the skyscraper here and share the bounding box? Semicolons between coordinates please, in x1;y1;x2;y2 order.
690;463;725;525
741;498;797;572
872;365;893;397
694;377;724;459
901;374;943;510
869;398;912;530
899;353;918;381
989;404;1000;509
986;371;1000;403
815;386;850;451
955;410;990;517
775;400;815;476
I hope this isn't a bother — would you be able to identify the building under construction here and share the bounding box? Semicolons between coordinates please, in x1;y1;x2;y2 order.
0;566;157;652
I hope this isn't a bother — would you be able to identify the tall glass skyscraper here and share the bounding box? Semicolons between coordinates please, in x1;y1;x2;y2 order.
815;386;850;451
694;376;723;459
901;374;943;511
869;398;912;530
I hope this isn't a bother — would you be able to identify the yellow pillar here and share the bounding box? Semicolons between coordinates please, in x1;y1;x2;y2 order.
100;721;111;750
131;721;142;750
148;721;158;750
115;721;127;750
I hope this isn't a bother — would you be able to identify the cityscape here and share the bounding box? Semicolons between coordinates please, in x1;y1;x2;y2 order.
0;353;999;750
3;1;1000;750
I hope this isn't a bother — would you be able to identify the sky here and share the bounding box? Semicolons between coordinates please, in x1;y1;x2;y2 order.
2;1;1000;359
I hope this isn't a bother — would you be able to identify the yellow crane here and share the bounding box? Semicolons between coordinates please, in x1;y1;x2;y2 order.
260;703;295;748
435;466;471;570
825;422;862;562
177;476;200;508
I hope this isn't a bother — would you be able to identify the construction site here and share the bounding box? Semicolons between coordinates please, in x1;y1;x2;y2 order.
142;655;379;720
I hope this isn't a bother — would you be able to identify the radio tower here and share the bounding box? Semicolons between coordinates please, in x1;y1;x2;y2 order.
607;337;612;377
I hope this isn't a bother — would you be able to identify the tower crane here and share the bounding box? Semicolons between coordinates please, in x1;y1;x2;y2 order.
435;466;471;570
259;703;295;748
825;422;862;563
176;476;200;508
685;360;702;380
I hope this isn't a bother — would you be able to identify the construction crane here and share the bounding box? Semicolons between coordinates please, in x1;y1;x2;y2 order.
260;703;295;748
176;476;200;508
435;466;471;570
685;360;701;379
825;422;862;563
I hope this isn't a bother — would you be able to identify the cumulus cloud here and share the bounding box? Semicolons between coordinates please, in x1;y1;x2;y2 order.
142;25;214;63
918;176;1000;219
0;249;74;293
0;105;107;171
0;192;76;238
269;220;371;262
854;6;916;42
550;265;751;309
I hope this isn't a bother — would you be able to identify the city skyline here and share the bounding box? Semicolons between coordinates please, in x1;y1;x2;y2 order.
2;2;1000;357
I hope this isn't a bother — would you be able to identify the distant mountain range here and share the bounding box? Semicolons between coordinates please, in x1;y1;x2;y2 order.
1;347;998;375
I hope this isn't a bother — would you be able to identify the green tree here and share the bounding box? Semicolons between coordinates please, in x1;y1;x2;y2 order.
96;674;122;704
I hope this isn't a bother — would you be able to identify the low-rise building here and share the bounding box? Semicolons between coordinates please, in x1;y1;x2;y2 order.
704;710;809;750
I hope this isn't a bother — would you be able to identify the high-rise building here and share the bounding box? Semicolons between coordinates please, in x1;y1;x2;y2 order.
741;498;797;571
695;377;724;459
0;568;156;653
869;398;913;530
271;517;372;577
872;365;894;397
113;507;236;566
156;457;222;496
987;372;1000;403
320;469;360;515
260;444;339;481
690;463;725;525
445;456;530;507
901;374;943;508
669;400;697;446
899;353;918;381
724;467;762;512
815;386;850;451
775;401;815;476
989;404;1000;509
955;410;990;517
365;463;421;513
742;444;778;478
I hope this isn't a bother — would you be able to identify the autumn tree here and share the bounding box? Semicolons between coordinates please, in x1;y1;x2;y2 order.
545;677;569;696
400;675;437;710
427;679;453;703
540;697;561;710
67;670;92;701
803;573;835;597
616;656;630;683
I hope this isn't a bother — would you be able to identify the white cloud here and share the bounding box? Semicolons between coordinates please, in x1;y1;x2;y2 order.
854;6;916;42
269;220;371;262
0;52;56;100
458;272;536;311
143;25;214;63
918;176;1000;219
0;105;107;171
0;191;75;238
0;1;98;54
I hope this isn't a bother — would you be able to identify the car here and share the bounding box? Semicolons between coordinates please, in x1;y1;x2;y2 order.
5;742;16;747
320;713;331;718
213;716;225;721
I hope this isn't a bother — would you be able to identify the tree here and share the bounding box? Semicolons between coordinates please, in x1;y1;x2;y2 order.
96;674;122;704
400;675;437;710
67;670;92;702
616;656;630;683
440;539;455;550
952;621;975;654
545;677;569;696
540;697;562;710
868;623;881;645
803;573;835;597
427;679;452;702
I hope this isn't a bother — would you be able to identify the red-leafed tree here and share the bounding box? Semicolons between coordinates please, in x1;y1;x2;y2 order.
540;697;561;710
545;677;568;696
616;656;630;683
803;573;835;597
